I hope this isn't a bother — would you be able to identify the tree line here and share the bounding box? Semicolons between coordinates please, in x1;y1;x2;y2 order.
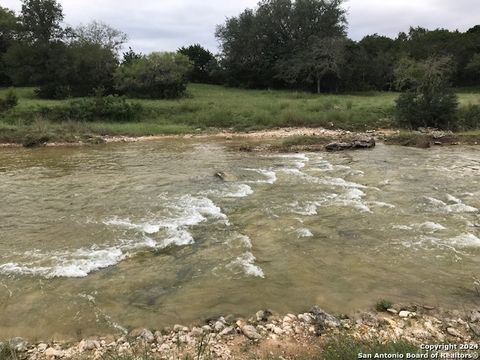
0;0;479;99
215;0;480;93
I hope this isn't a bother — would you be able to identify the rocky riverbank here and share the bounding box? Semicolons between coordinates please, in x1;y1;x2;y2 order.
4;303;480;360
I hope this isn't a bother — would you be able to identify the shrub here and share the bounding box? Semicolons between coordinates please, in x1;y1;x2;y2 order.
375;299;393;312
394;56;459;130
35;83;71;100
67;95;142;122
0;88;19;112
396;90;459;129
114;52;192;99
38;94;143;122
458;104;480;130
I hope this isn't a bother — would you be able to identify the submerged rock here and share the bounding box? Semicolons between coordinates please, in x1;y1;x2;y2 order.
214;171;238;182
325;137;375;152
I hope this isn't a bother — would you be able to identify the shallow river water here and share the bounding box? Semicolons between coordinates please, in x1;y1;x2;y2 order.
0;140;480;339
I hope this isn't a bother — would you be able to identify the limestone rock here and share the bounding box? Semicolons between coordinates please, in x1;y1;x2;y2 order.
325;137;375;152
8;337;28;352
241;325;262;340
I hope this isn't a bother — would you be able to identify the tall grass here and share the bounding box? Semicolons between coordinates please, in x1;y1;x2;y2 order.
0;84;478;144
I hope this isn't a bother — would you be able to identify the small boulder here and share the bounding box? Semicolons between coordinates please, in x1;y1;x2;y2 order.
399;311;416;319
219;326;235;336
241;325;262;340
326;137;375;152
129;328;154;343
78;339;99;352
256;310;273;322
45;348;63;358
214;321;225;332
215;172;238;182
469;323;480;337
447;327;464;339
9;337;28;352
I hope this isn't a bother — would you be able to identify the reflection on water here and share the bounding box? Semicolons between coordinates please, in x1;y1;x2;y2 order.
0;140;479;339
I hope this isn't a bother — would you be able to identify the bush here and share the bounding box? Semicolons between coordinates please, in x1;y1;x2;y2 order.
396;90;459;129
114;52;192;99
39;95;143;122
35;83;71;100
375;299;393;312
394;56;459;130
68;95;142;122
458;104;480;130
0;88;19;112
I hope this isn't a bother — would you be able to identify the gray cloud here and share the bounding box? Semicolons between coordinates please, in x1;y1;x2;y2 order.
2;0;478;54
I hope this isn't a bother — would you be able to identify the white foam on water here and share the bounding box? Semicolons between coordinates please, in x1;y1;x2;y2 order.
280;168;308;177
229;252;265;278
423;196;478;213
1;195;231;279
319;177;367;189
223;184;254;198
290;201;319;216
393;225;413;231
333;188;371;213
293;161;307;169
367;201;396;209
269;153;310;162
0;247;125;279
446;203;478;213
449;233;480;248
446;194;463;204
297;228;314;238
418;222;447;233
344;188;366;200
226;233;253;249
245;169;277;184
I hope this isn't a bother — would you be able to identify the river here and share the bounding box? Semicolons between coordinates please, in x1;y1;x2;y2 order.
0;139;479;339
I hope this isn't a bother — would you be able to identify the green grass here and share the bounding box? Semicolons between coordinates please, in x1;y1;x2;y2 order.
0;84;479;145
320;336;419;360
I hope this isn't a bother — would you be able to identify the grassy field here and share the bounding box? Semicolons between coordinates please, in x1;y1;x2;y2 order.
0;84;479;145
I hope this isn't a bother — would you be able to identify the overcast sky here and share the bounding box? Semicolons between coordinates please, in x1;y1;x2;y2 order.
2;0;479;54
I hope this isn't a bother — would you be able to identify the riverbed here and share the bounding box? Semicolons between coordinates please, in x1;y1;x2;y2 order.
0;139;479;339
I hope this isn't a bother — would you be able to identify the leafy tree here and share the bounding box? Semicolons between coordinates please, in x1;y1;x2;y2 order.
216;0;347;90
66;42;118;96
277;36;346;93
114;52;192;99
0;6;18;85
122;47;142;65
395;57;459;129
465;53;480;81
0;88;18;112
20;0;65;43
178;44;220;84
73;21;127;55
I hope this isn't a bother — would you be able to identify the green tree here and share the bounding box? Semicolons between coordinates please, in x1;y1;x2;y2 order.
122;47;142;65
73;21;127;55
0;6;18;85
178;44;219;84
277;36;346;93
114;52;192;99
394;56;459;129
67;42;118;96
20;0;65;43
216;0;347;90
465;53;480;81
